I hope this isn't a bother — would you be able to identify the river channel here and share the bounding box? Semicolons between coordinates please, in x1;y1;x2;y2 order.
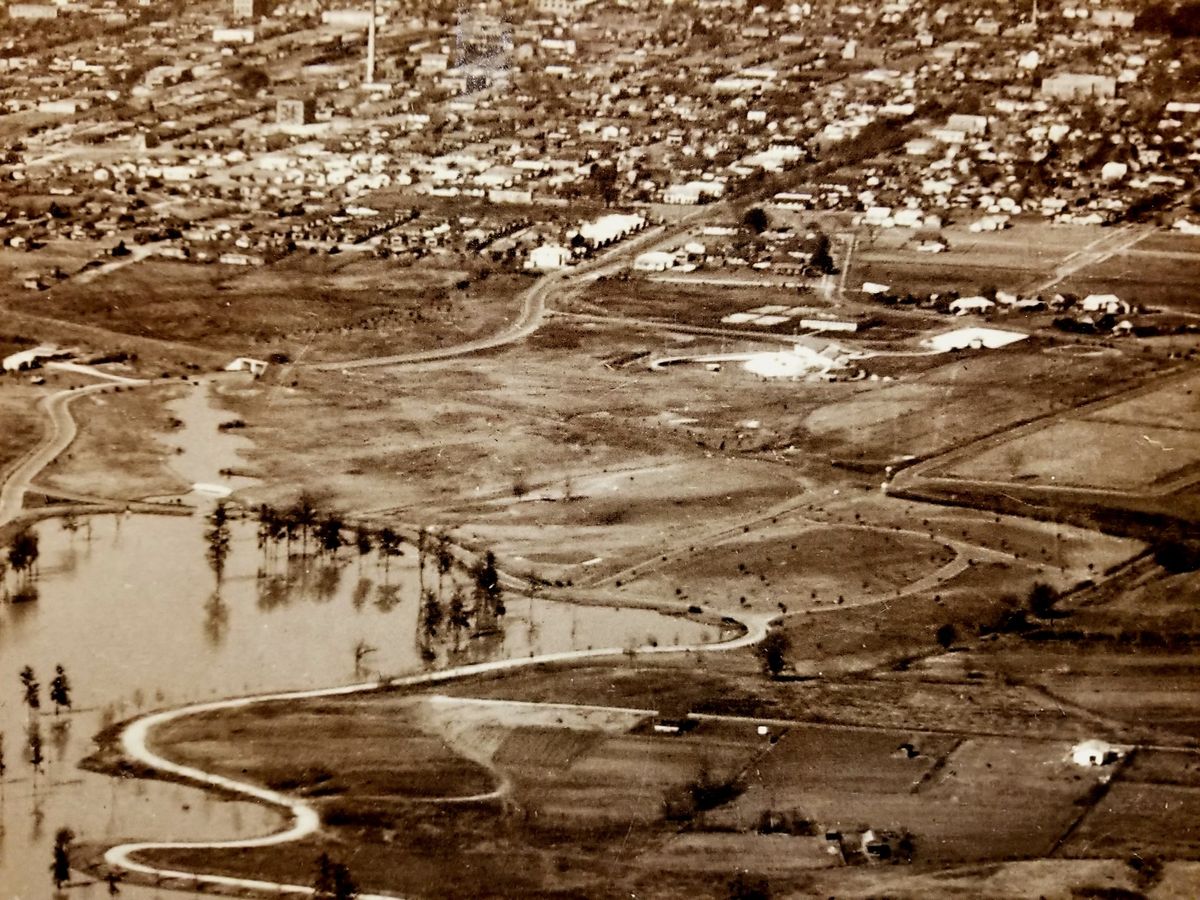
0;381;719;898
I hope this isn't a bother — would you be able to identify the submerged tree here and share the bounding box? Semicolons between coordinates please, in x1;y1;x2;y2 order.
353;527;373;565
420;589;443;639
205;501;232;584
51;827;74;889
435;532;455;598
316;515;345;557
448;586;471;650
472;551;504;633
8;527;40;589
48;666;71;714
27;724;44;773
19;665;40;713
290;493;320;555
377;527;403;576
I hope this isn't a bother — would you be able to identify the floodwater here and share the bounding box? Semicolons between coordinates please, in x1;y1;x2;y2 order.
0;515;717;898
161;380;260;495
0;381;719;898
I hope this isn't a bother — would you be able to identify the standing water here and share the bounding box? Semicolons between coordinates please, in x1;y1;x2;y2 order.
0;515;715;897
0;386;719;898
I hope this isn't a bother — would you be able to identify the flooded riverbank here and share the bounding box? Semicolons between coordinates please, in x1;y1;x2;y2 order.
0;512;718;898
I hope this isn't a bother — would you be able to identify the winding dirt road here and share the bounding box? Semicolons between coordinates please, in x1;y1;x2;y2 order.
103;610;774;897
0;383;113;526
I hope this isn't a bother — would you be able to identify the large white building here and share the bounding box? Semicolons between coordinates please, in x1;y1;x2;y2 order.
536;0;596;16
1041;72;1117;101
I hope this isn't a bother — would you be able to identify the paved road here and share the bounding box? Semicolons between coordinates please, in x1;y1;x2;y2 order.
103;608;773;897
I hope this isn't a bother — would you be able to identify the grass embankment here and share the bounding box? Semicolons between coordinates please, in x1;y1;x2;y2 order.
40;383;190;500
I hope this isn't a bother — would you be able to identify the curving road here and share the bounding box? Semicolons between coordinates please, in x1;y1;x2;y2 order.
103;609;773;897
310;207;719;372
0;383;116;527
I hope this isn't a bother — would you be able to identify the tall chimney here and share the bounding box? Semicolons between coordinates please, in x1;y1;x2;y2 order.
366;0;377;83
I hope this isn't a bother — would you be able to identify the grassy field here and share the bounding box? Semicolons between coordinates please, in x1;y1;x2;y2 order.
570;277;834;333
40;383;191;500
614;520;955;613
943;370;1200;493
0;383;43;480
844;221;1123;298
11;255;526;361
128;647;1184;898
946;419;1200;491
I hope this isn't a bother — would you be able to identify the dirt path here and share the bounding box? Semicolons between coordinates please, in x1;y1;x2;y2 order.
102;607;773;897
0;383;118;526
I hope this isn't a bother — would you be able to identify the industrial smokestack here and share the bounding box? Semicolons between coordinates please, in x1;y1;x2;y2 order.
366;0;377;83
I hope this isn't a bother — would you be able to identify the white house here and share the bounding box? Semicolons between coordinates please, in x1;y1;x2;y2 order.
526;244;572;271
1082;294;1130;315
949;296;995;315
225;357;269;376
633;250;675;272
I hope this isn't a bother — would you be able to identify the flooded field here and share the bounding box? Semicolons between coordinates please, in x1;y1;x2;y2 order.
0;512;717;898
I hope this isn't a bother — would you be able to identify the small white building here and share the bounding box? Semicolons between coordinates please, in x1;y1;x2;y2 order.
633;250;675;272
225;357;269;376
526;244;572;271
1082;293;1130;315
949;296;996;315
1071;739;1123;767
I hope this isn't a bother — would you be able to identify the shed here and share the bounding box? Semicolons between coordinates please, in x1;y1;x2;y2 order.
1071;739;1123;767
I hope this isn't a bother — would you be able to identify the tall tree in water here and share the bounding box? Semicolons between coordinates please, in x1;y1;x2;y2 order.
8;527;40;590
472;551;504;634
19;666;40;713
48;666;71;714
377;527;402;576
27;724;43;773
354;527;373;567
205;501;232;585
316;515;345;557
51;827;74;889
421;589;443;639
435;532;454;598
416;528;429;593
290;493;320;555
448;586;470;651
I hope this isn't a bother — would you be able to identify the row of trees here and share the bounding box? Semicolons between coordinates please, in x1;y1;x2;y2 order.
18;664;72;715
204;499;509;664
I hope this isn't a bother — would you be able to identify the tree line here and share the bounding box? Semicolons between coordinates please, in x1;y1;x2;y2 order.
205;497;509;663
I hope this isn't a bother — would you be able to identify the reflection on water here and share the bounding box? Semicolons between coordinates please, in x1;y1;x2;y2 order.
0;512;716;897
